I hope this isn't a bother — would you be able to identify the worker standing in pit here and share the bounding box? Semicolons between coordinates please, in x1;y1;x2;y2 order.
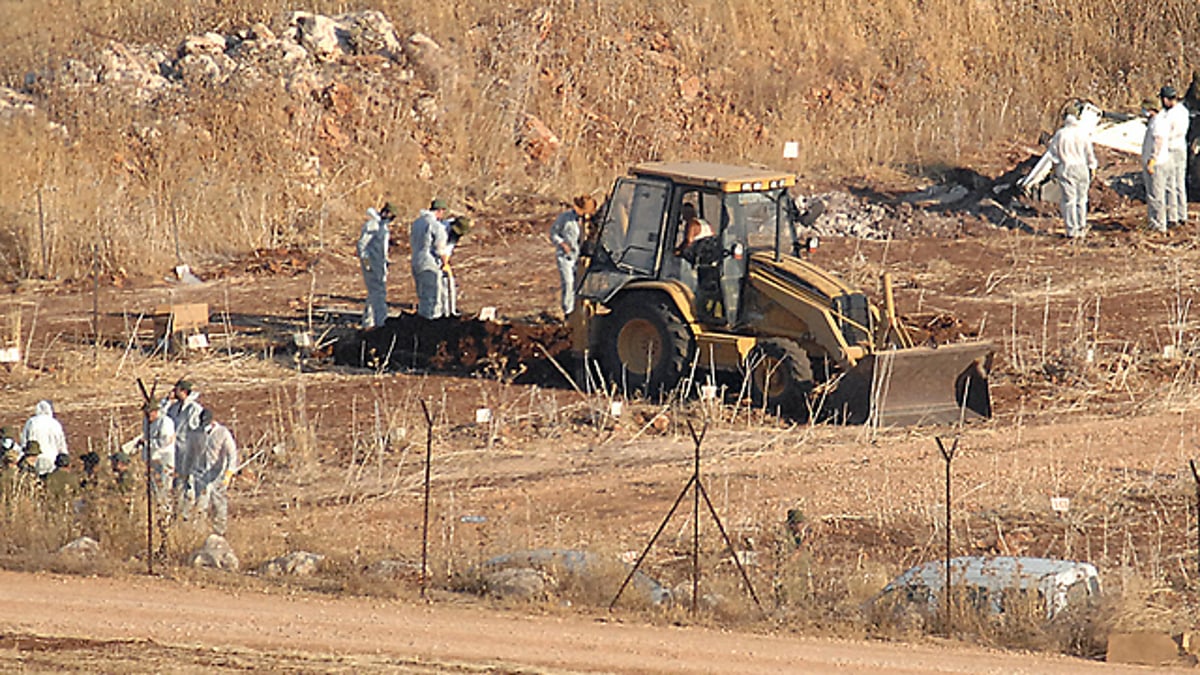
1045;102;1097;240
357;202;396;330
549;195;596;317
439;216;472;317
1161;86;1191;227
411;198;450;319
1142;97;1171;233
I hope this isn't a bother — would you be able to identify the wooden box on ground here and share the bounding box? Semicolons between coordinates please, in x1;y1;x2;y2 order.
153;303;210;352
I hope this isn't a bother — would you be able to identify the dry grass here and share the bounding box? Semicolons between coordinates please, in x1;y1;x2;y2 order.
0;1;1195;279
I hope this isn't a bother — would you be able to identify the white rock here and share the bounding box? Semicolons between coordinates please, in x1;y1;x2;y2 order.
59;536;100;559
190;534;240;571
292;12;341;62
259;550;325;576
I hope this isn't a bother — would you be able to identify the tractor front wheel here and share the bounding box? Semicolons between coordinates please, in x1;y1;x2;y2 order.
600;295;692;398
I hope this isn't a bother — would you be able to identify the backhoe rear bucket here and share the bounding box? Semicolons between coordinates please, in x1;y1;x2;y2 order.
829;342;994;427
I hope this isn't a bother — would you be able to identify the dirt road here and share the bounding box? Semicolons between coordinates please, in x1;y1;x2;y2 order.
0;570;1172;673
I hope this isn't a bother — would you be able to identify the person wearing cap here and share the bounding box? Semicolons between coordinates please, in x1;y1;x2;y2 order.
139;400;176;503
1161;85;1191;226
439;215;473;316
357;202;396;329
411;198;451;319
1142;97;1171;232
1044;102;1097;239
549;195;596;316
43;453;80;501
190;408;238;535
17;441;40;475
164;379;203;505
109;450;133;491
20;400;67;477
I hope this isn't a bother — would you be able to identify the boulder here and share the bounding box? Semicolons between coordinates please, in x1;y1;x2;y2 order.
342;11;403;58
259;551;324;577
292;12;341;62
58;536;100;559
368;558;415;579
190;534;240;571
97;44;170;98
179;32;227;58
484;566;550;601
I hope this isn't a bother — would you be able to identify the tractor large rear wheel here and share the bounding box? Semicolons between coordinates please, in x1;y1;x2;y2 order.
748;338;814;420
600;295;692;398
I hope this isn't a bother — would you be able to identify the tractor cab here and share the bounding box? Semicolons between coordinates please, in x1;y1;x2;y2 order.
580;162;797;327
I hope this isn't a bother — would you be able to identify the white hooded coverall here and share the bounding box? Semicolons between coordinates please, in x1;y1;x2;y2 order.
143;412;176;501
1164;101;1191;224
165;392;203;502
410;209;449;319
549;209;582;315
357;208;390;329
1046;115;1098;238
193;421;238;535
22;400;67;477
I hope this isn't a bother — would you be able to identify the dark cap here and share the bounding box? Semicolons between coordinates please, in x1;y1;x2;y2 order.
175;379;193;393
200;408;213;427
142;401;157;413
430;198;448;211
54;453;69;468
381;202;397;217
111;450;130;464
450;216;473;237
24;440;40;456
1160;85;1178;99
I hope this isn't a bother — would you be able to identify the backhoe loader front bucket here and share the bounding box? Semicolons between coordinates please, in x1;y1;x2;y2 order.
829;342;994;427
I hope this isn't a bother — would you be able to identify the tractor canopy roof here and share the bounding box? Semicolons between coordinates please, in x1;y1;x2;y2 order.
630;161;796;193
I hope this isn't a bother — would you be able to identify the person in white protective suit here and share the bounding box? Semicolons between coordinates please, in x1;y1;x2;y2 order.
164;379;204;508
549;195;597;317
1045;103;1098;239
357;202;396;329
21;400;67;477
139;400;176;503
1161;85;1191;227
410;198;450;319
191;408;238;535
1141;97;1171;233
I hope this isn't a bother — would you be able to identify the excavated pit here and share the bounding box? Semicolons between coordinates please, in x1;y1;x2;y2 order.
333;313;573;383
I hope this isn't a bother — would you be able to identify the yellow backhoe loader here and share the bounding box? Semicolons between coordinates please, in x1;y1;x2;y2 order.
567;161;993;426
